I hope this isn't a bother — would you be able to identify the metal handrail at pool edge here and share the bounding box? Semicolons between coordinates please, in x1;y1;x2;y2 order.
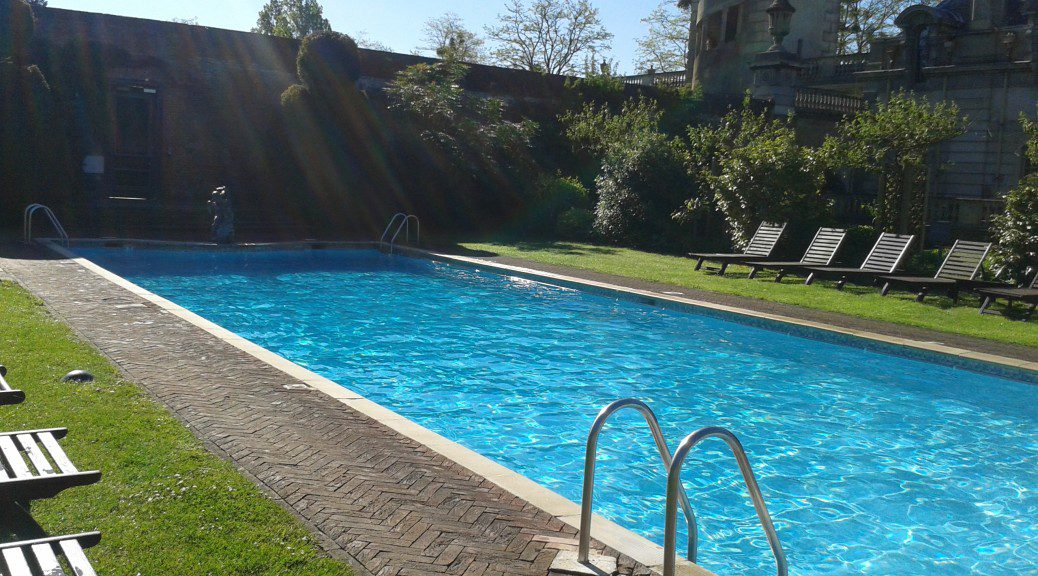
23;204;70;247
663;427;788;576
578;398;698;564
379;213;420;251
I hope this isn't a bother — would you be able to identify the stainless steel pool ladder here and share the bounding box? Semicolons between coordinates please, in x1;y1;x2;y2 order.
23;204;69;247
380;213;420;252
577;398;788;576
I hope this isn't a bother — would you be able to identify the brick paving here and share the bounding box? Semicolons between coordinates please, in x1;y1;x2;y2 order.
0;248;652;576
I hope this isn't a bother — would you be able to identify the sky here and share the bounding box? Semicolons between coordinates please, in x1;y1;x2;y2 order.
47;0;675;74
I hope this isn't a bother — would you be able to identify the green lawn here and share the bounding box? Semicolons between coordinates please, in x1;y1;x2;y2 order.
0;281;353;576
458;241;1038;349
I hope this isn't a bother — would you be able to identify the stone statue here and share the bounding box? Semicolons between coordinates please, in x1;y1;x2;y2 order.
207;186;235;244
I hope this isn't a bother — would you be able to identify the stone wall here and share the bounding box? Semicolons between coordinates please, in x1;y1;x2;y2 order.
26;7;638;237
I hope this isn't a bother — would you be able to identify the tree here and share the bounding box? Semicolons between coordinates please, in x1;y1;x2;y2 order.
823;91;967;237
420;12;486;63
253;0;330;40
352;31;392;52
386;60;537;226
486;0;613;76
26;0;43;6
635;1;691;73
562;98;695;248
838;0;937;54
683;100;832;249
988;111;1038;283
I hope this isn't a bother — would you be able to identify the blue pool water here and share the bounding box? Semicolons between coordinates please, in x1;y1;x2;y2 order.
77;247;1037;576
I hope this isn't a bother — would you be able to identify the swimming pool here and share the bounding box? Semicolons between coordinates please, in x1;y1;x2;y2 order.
76;247;1037;576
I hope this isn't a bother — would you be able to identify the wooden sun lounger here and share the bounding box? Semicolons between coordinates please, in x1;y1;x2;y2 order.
879;240;992;302
745;227;847;281
0;532;101;576
804;233;916;289
978;272;1038;319
0;428;101;504
0;367;25;407
689;222;788;275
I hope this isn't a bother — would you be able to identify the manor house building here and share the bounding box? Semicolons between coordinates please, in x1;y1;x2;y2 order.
630;0;1038;242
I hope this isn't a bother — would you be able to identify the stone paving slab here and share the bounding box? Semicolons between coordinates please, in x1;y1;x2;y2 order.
0;249;654;576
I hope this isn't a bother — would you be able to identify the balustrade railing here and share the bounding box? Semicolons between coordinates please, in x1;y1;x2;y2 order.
621;70;689;88
795;88;864;115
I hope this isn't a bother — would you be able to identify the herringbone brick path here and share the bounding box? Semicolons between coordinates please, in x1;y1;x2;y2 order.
1;253;650;576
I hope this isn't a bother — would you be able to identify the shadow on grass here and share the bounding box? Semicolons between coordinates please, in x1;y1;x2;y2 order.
440;239;623;258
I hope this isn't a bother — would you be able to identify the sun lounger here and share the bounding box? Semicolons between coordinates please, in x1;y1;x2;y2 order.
745;228;847;281
879;240;992;302
0;532;101;576
977;272;1038;319
0;367;25;407
689;222;788;276
0;428;101;504
804;233;916;289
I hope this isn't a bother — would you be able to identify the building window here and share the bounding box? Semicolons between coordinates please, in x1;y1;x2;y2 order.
724;5;741;43
705;11;723;50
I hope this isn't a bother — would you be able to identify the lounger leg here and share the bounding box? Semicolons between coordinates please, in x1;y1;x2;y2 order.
980;297;994;315
774;270;785;283
881;282;892;296
805;273;816;285
695;258;705;271
836;277;846;290
915;288;929;303
718;262;729;276
948;288;959;304
748;266;759;279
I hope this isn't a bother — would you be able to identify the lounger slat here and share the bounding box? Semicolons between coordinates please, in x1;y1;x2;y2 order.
30;543;65;576
934;240;991;280
0;436;32;479
37;432;78;474
801;228;847;265
59;540;97;576
744;223;788;256
1;548;33;576
16;434;56;476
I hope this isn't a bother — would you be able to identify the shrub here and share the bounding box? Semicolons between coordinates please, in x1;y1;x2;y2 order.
823;91;967;236
279;82;308;108
296;31;361;100
386;60;538;229
684;100;832;250
838;225;878;266
563;98;696;249
989;174;1038;283
593;131;691;248
521;174;590;235
556;207;594;240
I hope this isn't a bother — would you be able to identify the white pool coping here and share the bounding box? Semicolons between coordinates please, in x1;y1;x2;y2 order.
39;239;716;576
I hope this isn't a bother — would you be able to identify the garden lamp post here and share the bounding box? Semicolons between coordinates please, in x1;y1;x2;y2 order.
766;0;796;53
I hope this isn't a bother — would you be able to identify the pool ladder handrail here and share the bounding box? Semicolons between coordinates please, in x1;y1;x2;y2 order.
578;399;698;564
379;213;420;252
578;399;788;576
663;426;788;576
23;204;69;247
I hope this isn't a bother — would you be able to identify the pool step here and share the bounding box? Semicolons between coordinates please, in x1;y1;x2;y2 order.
548;550;617;575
